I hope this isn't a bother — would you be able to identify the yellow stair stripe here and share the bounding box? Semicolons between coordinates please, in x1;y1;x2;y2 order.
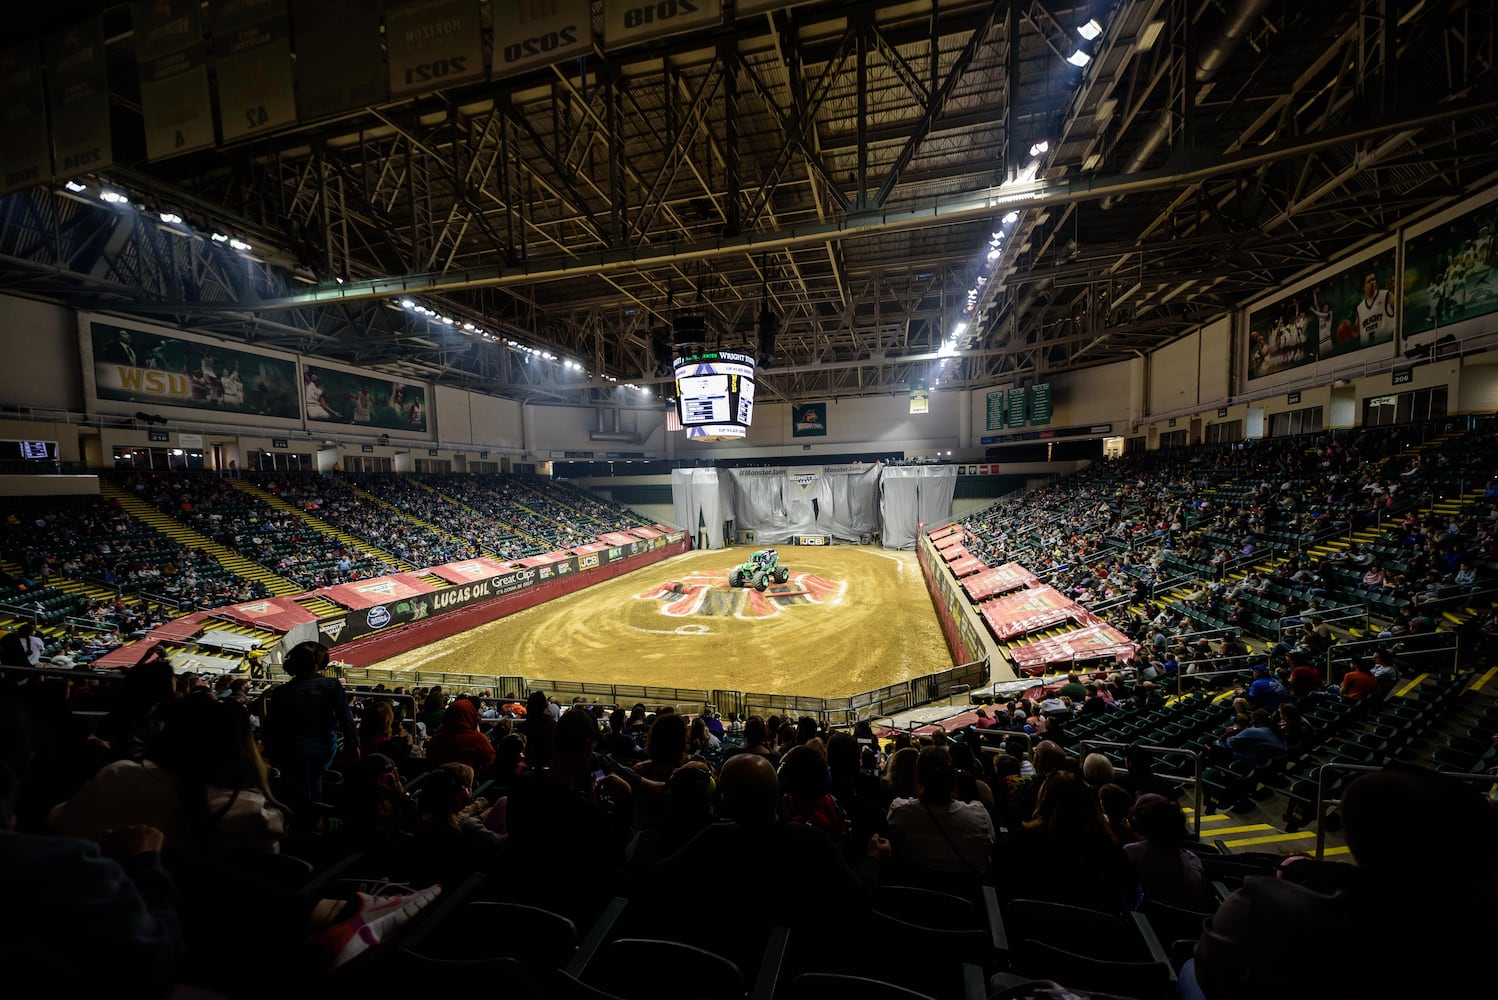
1394;673;1429;698
1468;667;1498;693
1222;830;1320;848
1321;846;1352;857
1196;823;1274;836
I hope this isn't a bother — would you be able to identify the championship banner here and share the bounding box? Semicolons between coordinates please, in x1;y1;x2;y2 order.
603;0;722;50
1246;245;1398;380
134;0;216;160
88;321;301;419
291;0;385;122
985;389;1005;431
491;0;592;80
909;383;929;415
1006;386;1027;428
0;44;51;194
1401;192;1498;351
48;19;113;179
210;0;298;142
386;0;486;98
792;402;827;437
1028;382;1052;425
303;364;429;433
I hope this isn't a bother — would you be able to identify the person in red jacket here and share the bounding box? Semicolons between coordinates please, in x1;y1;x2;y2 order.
1339;658;1382;701
424;698;495;775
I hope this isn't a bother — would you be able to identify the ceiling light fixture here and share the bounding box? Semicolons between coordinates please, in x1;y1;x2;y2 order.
158;212;182;224
1029;140;1049;156
1078;18;1103;40
64;180;87;193
100;190;128;204
1066;49;1091;67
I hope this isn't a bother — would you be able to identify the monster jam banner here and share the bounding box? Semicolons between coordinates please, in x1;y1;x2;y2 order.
386;0;487;99
491;0;592;80
792;402;827;437
603;0;722;50
48;19;113;180
303;364;429;433
1401;188;1498;352
210;0;299;143
291;0;385;121
0;43;51;194
134;1;216;160
87;321;302;419
1247;245;1399;381
787;467;821;496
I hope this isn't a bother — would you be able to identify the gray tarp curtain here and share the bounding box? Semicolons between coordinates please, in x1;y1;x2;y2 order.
879;465;958;550
669;463;952;549
671;468;730;549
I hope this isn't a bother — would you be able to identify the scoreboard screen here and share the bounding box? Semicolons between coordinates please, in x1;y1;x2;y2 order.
673;349;756;442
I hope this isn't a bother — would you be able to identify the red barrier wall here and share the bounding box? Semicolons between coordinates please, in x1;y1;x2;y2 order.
336;539;690;665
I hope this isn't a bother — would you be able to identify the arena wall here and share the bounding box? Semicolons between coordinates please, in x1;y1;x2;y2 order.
333;537;690;666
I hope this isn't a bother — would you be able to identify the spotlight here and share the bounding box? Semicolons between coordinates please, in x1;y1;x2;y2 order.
1003;211;1019;225
158;212;182;224
400;298;415;309
1078;18;1102;40
1066;49;1091;67
952;323;968;337
64;180;86;193
1028;140;1049;157
100;190;128;204
211;232;229;242
228;238;252;251
987;249;1001;262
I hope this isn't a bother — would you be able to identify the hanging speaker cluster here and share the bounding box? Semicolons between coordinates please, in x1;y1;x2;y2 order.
756;307;778;367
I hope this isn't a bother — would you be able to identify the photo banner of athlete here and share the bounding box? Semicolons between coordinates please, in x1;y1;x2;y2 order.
1246;246;1399;381
1401;191;1498;352
88;321;301;419
302;364;429;433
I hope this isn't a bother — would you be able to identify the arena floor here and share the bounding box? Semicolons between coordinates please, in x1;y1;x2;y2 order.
370;546;952;697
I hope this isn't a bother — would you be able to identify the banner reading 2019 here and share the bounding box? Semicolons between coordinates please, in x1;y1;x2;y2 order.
89;322;300;418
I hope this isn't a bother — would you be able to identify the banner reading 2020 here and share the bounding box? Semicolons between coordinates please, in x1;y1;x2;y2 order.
303;364;429;433
90;322;300;418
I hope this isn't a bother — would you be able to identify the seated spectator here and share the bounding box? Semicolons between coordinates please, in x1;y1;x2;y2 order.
1246;665;1290;711
1122;745;1181;800
1082;752;1116;790
1369;649;1401;694
1338;656;1381;700
1126;794;1208;909
779;744;848;846
1223;711;1288;763
884;746;920;800
887;746;994;876
999;770;1135;912
50;694;287;854
1098;783;1139;847
424;697;496;775
1184;768;1498;999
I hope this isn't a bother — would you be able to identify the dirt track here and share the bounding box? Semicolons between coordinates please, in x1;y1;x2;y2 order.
371;546;951;697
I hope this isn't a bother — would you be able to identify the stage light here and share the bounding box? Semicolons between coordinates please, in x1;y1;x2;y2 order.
987;249;1001;263
228;238;251;251
953;323;968;337
100;190;128;204
1029;140;1049;156
1078;18;1102;40
1003;211;1019;225
211;232;229;242
64;180;86;192
1067;49;1091;67
158;212;182;224
400;298;415;309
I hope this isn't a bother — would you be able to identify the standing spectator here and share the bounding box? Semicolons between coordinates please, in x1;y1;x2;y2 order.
262;642;357;810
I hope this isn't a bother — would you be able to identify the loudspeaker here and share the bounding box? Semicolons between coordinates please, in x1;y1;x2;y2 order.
673;315;707;347
757;309;778;366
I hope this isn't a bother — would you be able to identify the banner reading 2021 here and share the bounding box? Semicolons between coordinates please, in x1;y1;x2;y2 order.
89;322;300;418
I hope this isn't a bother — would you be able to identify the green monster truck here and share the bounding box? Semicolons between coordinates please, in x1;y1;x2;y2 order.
728;548;790;591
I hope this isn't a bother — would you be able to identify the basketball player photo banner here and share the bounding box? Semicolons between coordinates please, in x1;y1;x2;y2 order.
1246;244;1399;382
86;320;301;420
1400;185;1498;355
302;364;430;433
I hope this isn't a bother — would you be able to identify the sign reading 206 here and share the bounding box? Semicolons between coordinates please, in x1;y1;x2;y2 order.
492;0;592;79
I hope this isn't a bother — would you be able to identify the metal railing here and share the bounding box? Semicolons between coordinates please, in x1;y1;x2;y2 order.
1311;763;1498;859
1077;739;1207;839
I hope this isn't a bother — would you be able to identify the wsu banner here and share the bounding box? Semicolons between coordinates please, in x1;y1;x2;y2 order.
89;322;300;418
1247;246;1398;380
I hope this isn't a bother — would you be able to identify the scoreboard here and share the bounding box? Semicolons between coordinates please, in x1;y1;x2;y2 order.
673;349;756;442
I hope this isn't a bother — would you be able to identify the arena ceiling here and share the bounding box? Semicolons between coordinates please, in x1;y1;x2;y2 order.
3;1;1498;407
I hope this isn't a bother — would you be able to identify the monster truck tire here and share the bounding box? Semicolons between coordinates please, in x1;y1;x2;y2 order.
774;567;789;584
729;569;744;587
